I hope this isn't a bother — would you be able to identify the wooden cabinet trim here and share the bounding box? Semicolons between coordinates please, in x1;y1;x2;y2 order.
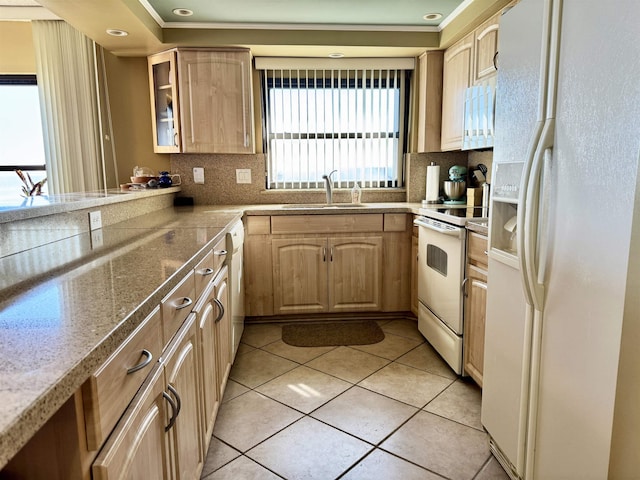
246;215;271;235
271;214;384;234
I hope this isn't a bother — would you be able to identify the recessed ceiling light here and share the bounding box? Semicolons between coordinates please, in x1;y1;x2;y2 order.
423;13;443;21
328;53;344;58
106;29;128;37
172;8;193;16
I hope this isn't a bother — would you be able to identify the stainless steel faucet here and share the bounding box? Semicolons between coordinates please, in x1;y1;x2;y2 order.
322;170;337;204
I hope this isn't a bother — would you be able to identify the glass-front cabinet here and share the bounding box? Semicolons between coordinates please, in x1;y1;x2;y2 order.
148;50;180;153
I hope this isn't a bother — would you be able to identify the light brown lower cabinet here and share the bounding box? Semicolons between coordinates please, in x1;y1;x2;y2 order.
93;314;202;479
463;232;489;387
272;235;383;315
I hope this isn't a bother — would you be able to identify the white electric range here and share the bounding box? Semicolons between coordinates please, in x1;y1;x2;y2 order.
414;205;488;374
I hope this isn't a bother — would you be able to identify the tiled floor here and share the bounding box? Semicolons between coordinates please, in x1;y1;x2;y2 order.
201;319;510;480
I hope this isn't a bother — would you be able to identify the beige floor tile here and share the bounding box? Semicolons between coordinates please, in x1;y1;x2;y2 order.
229;349;297;388
261;339;336;364
395;342;458;379
351;332;423;360
341;449;442;480
425;378;483;430
235;342;256;356
241;323;283;348
305;346;390;383
203;455;282;480
201;438;240;478
358;362;454;408
311;386;417;445
381;411;490;480
255;366;351;413
221;380;249;403
475;455;511;480
247;417;371;480
213;391;303;452
380;318;424;341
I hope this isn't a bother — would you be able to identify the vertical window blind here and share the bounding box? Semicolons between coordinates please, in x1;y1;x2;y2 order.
256;58;414;190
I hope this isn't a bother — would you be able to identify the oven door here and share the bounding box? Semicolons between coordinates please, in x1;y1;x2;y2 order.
415;217;466;335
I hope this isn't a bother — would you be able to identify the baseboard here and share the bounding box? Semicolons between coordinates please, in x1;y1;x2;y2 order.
246;311;417;324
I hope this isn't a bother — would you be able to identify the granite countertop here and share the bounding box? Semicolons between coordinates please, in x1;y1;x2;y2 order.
0;205;242;469
0;200;486;469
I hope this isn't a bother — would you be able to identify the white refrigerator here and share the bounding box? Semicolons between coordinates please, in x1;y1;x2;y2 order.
481;0;640;479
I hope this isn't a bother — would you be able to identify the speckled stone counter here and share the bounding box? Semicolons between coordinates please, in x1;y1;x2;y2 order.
0;205;242;469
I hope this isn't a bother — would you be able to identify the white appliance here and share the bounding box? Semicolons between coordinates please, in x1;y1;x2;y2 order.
226;221;245;360
482;1;640;479
414;207;488;374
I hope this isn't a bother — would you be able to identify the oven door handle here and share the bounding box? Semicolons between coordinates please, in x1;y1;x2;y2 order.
414;219;463;237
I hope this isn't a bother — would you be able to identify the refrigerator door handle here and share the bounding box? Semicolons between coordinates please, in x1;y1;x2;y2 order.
523;118;554;312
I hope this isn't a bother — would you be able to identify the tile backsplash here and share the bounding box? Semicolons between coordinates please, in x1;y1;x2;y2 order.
170;150;492;205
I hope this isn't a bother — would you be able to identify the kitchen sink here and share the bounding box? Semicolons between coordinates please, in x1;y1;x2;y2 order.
280;203;362;209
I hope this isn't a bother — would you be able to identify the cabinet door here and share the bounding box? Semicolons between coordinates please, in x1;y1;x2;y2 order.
214;267;231;399
148;50;180;153
411;233;419;317
473;13;500;83
328;236;382;312
92;365;170;480
163;314;203;480
272;238;328;314
441;33;474;151
178;49;254;154
196;283;219;447
416;50;444;153
463;266;487;387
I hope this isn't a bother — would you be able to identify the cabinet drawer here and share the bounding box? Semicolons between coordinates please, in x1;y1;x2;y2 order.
467;232;488;267
82;307;163;451
383;213;408;232
161;271;196;347
271;214;383;234
194;237;227;298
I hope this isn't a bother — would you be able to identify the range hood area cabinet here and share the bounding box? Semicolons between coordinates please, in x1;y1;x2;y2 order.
148;48;255;154
440;12;500;151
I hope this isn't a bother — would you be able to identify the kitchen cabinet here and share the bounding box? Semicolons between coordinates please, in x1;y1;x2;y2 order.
93;314;202;480
410;219;418;317
441;32;474;151
463;231;488;387
148;48;255;154
244;216;274;317
440;11;500;150
472;12;500;84
272;236;383;315
148;50;181;153
415;50;444;153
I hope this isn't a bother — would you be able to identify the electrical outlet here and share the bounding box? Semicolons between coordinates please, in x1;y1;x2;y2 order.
89;210;102;231
90;229;104;249
193;167;205;184
236;169;252;184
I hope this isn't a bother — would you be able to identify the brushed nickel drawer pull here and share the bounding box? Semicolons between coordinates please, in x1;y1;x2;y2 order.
163;391;178;432
126;349;153;374
175;297;193;310
214;249;227;256
201;267;214;276
214;298;225;323
167;384;182;417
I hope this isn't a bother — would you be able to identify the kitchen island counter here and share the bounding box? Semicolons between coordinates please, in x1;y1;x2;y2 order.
0;205;242;470
0;200;428;470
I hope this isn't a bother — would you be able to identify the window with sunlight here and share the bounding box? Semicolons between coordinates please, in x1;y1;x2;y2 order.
257;59;412;190
0;75;47;199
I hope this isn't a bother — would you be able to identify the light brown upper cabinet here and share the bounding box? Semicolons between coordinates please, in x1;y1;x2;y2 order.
148;50;181;153
148;48;255;154
440;12;500;151
440;32;474;151
473;13;501;84
415;50;444;153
